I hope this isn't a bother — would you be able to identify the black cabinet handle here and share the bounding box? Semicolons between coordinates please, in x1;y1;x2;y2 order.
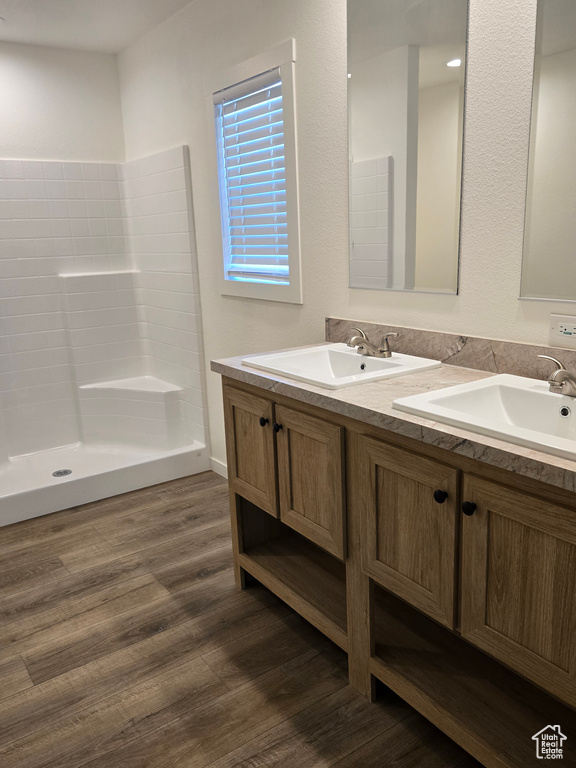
273;422;283;433
259;417;269;427
433;489;448;504
461;501;477;516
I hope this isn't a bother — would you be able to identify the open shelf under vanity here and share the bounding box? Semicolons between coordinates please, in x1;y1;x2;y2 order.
371;585;575;768
237;499;347;651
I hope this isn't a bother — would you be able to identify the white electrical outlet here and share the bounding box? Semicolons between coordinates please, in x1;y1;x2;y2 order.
549;314;576;350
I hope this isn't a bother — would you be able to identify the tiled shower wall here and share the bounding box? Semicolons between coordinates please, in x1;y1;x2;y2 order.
122;146;205;446
0;159;126;457
349;156;392;290
61;270;145;384
0;147;205;458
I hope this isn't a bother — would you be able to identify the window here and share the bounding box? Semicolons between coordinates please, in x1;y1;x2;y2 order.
213;42;302;303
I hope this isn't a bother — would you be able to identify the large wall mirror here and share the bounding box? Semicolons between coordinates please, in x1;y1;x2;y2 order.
348;0;468;292
521;0;576;301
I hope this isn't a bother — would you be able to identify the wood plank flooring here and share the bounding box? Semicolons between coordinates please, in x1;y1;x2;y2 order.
0;471;481;767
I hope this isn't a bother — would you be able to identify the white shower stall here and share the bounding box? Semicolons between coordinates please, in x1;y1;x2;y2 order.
0;145;209;526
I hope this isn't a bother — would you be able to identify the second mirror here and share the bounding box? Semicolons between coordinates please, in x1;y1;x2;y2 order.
348;0;468;293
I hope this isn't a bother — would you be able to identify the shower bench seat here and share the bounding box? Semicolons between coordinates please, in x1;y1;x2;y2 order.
78;376;185;450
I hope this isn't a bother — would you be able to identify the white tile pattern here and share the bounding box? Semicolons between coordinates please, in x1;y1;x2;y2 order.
0;148;206;460
60;271;145;385
349;157;393;290
0;158;125;458
122;146;206;446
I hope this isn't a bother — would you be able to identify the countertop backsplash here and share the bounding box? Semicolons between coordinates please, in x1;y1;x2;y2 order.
326;317;576;382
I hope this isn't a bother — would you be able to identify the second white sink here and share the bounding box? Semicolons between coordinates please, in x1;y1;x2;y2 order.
394;373;576;460
242;343;440;389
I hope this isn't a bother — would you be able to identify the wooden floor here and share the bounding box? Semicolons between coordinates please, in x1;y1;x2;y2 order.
0;471;482;768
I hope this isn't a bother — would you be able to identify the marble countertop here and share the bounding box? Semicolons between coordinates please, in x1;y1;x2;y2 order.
211;346;576;494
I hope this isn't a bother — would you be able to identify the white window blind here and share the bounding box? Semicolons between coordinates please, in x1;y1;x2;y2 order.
214;68;290;286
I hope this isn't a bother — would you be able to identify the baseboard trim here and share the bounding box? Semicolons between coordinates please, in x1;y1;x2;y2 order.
210;457;228;479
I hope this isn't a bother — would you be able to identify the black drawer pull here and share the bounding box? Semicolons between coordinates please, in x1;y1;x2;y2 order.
461;501;477;516
433;489;448;504
273;422;283;433
259;417;269;427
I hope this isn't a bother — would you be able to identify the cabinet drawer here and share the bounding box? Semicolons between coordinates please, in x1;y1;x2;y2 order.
358;437;459;628
223;385;277;516
461;475;576;708
275;404;346;559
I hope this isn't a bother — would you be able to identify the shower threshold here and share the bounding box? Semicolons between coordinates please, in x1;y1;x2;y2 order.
0;441;209;527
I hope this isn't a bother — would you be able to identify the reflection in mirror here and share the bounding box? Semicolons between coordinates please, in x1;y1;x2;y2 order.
521;0;576;301
348;0;467;293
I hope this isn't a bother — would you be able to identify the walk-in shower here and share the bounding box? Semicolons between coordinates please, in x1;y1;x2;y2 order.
0;146;209;526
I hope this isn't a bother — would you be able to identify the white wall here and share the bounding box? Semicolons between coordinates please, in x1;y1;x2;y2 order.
118;0;349;468
343;0;542;335
0;41;124;162
118;0;560;469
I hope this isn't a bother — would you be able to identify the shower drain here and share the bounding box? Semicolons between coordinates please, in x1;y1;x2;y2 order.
52;469;72;477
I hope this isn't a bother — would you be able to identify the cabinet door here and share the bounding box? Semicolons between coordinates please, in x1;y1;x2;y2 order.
359;437;459;628
223;385;277;516
461;475;576;708
275;404;346;559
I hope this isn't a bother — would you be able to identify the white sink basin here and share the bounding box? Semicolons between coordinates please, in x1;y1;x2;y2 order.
242;343;441;390
394;373;576;461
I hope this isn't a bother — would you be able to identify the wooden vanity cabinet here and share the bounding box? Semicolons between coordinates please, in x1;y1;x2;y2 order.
222;377;576;768
223;385;277;516
223;382;346;559
357;436;459;628
460;474;576;709
356;432;576;709
275;404;346;559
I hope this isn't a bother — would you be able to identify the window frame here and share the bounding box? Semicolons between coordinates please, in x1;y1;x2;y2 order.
211;40;302;304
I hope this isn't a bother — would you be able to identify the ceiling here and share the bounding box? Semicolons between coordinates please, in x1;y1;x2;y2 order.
1;0;574;60
0;0;194;54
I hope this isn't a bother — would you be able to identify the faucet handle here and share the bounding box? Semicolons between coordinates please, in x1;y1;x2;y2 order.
349;326;367;340
380;332;399;348
537;354;566;371
378;332;399;358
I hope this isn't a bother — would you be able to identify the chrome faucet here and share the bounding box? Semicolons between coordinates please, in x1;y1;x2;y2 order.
346;327;399;358
538;355;576;397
